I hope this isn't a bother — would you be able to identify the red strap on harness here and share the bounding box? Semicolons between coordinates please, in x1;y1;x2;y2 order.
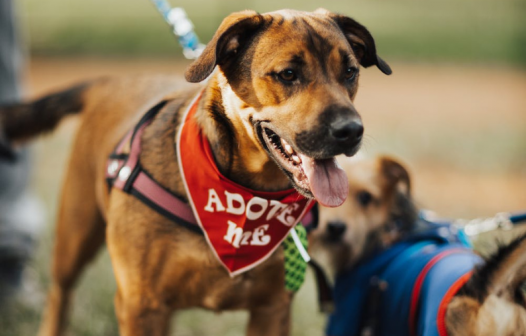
408;248;470;336
436;271;472;336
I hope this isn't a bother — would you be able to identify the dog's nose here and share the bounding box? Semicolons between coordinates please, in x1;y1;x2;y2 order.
326;221;347;239
329;120;364;143
294;104;364;158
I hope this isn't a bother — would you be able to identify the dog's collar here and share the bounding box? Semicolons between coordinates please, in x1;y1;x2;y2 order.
106;93;315;276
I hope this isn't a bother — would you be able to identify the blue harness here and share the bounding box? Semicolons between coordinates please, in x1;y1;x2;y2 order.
326;217;483;336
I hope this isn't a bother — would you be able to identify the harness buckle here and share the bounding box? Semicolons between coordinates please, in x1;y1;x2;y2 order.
118;166;132;181
107;160;120;176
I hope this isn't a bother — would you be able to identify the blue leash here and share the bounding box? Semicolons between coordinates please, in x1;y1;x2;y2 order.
510;212;526;224
149;0;205;59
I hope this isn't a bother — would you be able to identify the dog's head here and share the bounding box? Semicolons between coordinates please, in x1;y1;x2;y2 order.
309;155;416;275
185;9;391;207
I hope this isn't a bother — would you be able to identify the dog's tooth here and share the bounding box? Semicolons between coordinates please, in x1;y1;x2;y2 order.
284;144;294;155
280;138;294;155
292;155;301;164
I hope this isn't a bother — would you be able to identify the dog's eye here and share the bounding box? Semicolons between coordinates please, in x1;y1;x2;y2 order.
357;191;373;207
344;67;357;82
277;69;298;83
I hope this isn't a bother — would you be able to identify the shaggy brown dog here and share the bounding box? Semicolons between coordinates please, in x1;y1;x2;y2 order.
1;9;391;336
310;155;526;336
310;155;415;275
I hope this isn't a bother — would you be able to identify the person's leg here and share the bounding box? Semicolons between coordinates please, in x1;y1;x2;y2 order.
0;0;43;303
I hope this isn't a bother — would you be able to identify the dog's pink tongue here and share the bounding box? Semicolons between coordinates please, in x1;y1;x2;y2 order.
298;154;348;207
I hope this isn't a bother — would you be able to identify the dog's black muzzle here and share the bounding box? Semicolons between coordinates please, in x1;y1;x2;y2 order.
294;104;363;158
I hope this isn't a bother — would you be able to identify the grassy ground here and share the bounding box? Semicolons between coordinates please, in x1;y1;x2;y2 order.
17;0;526;65
0;57;524;335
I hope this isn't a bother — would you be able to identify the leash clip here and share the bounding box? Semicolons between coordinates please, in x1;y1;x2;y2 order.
457;212;513;236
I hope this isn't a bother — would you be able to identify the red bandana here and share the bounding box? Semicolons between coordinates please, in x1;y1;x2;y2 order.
177;92;314;276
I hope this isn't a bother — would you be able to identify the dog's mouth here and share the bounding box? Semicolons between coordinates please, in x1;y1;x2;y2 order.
258;125;348;207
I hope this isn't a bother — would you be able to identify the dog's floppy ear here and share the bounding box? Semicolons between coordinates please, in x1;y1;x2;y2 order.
320;9;392;75
185;11;265;83
379;156;411;196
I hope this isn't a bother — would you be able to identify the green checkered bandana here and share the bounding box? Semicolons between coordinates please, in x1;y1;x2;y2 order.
282;224;308;292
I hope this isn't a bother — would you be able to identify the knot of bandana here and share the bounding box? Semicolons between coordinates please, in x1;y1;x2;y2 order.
283;224;308;292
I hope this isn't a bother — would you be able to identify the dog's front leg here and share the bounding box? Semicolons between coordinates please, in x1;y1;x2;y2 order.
246;293;292;336
106;209;173;336
113;287;171;336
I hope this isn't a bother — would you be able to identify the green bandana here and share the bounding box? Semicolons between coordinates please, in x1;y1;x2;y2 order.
282;224;308;292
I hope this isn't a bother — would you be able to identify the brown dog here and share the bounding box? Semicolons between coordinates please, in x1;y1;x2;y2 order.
1;9;391;336
310;155;526;336
310;155;415;276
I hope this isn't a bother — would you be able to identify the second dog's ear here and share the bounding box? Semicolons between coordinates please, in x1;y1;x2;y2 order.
185;11;265;83
325;11;392;75
380;156;417;230
380;156;411;196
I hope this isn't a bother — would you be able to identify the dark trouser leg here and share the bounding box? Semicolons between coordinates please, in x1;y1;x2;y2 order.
0;0;43;303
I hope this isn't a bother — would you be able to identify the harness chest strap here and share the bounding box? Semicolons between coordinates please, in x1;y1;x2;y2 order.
106;100;202;234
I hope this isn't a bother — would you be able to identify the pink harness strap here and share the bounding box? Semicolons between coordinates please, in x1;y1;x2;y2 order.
106;101;201;233
133;171;196;224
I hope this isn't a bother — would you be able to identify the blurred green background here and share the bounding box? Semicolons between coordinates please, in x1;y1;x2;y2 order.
2;1;525;336
19;0;526;65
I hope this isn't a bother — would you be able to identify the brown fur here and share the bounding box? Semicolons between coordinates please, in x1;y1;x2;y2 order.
309;155;415;275
311;155;526;335
447;234;526;336
0;9;393;336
